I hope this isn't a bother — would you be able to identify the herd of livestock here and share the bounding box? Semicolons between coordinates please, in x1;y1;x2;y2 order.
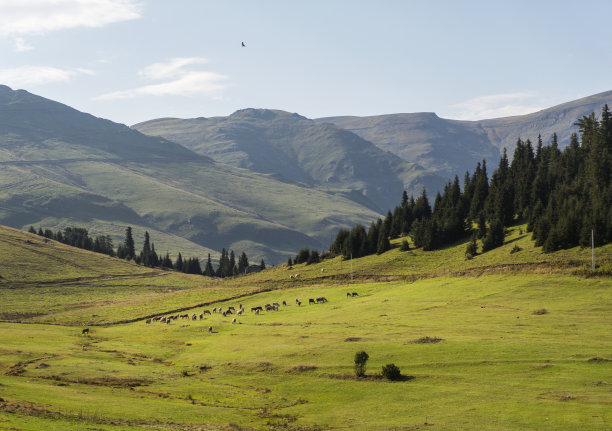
141;292;360;333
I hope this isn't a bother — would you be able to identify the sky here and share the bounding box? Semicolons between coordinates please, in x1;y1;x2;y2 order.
1;0;611;126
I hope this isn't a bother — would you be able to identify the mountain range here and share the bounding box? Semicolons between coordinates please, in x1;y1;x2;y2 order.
2;84;611;263
317;90;612;178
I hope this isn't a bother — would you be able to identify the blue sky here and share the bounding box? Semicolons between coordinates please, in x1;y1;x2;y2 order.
1;0;611;125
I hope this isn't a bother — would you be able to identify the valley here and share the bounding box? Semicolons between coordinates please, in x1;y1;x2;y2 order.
0;224;610;430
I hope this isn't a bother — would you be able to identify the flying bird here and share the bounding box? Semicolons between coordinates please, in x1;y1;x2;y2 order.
241;41;246;47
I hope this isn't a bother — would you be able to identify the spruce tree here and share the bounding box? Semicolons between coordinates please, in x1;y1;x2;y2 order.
376;226;391;254
203;253;214;276
482;218;505;252
124;227;135;260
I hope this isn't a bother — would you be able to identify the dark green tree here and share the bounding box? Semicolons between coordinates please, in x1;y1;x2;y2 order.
354;351;369;377
123;226;135;260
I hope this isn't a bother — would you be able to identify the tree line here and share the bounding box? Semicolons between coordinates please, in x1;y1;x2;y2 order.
29;225;264;278
330;106;612;257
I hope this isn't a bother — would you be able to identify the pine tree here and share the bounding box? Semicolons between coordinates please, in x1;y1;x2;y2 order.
260;258;266;269
229;250;236;276
175;252;183;272
465;232;478;258
482;218;505;252
237;252;249;274
203;253;214;276
140;231;152;266
123;227;135;260
162;252;173;269
376;227;391;254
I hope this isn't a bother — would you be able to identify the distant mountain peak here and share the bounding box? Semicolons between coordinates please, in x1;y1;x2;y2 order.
229;108;307;122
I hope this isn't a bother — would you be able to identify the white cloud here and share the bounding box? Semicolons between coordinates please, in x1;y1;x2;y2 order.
0;66;92;87
446;92;545;120
13;36;33;51
139;57;209;80
96;57;229;100
0;0;142;36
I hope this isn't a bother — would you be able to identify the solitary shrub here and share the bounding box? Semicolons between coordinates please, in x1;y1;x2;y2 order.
399;239;410;251
381;363;401;381
354;351;369;377
532;308;548;315
510;244;522;254
465;233;478;258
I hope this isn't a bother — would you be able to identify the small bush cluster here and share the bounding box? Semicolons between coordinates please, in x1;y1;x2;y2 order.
510;244;522;254
353;351;369;377
381;363;401;381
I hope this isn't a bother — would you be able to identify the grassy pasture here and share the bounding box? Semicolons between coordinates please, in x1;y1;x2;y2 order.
0;224;610;429
0;275;610;430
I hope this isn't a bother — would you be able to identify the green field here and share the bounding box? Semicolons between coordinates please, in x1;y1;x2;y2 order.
0;225;610;430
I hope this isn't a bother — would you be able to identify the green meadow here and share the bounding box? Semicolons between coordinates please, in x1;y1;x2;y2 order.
0;225;610;430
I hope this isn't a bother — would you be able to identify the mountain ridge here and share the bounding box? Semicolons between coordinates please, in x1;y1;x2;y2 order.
0;85;382;264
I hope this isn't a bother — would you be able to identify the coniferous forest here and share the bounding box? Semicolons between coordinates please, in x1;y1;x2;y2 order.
331;107;612;257
29;225;261;278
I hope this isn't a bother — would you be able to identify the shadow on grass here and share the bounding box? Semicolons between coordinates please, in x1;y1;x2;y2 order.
327;374;415;382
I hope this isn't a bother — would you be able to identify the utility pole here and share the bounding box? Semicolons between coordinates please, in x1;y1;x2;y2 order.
350;253;353;283
592;229;595;271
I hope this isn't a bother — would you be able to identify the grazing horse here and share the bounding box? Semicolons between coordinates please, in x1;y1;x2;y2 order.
296;300;301;306
203;310;211;315
346;292;351;297
309;298;316;305
231;318;237;324
282;300;287;306
192;314;197;320
82;328;89;335
237;309;244;315
351;292;359;297
146;318;151;324
316;297;328;303
208;326;212;333
228;306;235;311
199;313;204;320
295;298;300;304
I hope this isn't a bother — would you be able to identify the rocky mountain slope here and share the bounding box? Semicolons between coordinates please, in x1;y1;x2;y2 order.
134;109;446;211
0;85;381;263
318;90;612;178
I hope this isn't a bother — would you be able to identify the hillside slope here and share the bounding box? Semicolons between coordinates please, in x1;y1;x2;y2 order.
0;85;382;263
0;225;262;325
0;224;610;429
318;90;612;178
134;109;446;211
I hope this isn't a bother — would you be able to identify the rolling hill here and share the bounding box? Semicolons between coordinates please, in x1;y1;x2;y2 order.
133;108;446;211
0;222;610;429
318;90;612;179
0;85;383;264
